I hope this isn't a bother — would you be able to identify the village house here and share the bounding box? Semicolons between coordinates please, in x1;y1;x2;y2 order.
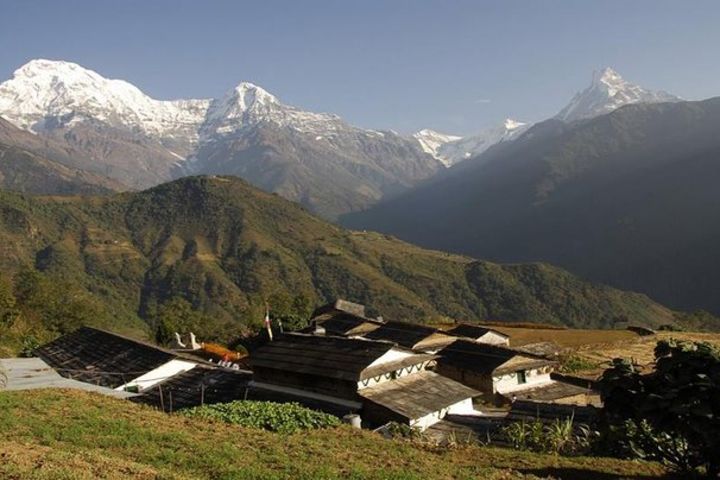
359;321;456;353
435;339;557;401
248;332;479;430
443;324;510;346
35;327;198;393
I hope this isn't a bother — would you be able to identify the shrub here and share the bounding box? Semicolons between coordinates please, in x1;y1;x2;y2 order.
559;354;597;373
598;340;720;476
181;401;341;434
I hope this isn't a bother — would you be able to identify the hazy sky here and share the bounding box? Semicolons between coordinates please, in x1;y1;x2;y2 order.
1;0;718;134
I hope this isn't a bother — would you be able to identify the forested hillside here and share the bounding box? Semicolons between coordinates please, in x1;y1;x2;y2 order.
0;176;678;354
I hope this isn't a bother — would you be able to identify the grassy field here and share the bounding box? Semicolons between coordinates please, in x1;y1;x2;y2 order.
0;389;670;480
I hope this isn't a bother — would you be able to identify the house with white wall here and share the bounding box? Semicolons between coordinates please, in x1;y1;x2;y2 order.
435;339;556;402
249;333;479;430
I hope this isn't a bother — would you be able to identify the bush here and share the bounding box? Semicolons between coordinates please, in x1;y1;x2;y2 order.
598;340;720;476
559;354;597;374
181;401;341;434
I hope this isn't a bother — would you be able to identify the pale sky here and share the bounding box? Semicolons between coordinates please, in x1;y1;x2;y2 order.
1;0;718;135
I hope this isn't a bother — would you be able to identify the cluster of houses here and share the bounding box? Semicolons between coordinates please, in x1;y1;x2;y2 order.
0;299;599;432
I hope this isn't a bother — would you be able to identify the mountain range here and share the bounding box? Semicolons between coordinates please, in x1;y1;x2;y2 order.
0;61;679;218
0;59;442;218
343;97;720;315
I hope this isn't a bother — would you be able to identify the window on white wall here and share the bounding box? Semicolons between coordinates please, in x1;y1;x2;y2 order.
517;370;527;384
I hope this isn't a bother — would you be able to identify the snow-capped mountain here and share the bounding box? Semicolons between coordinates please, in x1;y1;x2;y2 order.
414;119;528;167
556;67;681;123
412;129;462;165
0;59;210;151
0;59;440;217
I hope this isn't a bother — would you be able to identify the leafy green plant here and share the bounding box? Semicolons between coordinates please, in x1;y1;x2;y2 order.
501;415;590;455
181;400;341;434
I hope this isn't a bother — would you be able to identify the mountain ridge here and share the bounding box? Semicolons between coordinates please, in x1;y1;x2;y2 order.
342;97;720;315
0;175;679;337
0;59;441;217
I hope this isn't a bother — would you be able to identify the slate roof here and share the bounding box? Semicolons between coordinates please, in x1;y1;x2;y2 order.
131;365;252;411
35;327;177;388
437;340;555;375
444;324;508;340
359;371;480;420
315;312;383;337
249;333;396;382
512;381;595;403
361;321;453;350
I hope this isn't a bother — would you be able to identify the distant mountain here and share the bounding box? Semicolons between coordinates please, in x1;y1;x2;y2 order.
343;98;720;315
185;82;442;219
412;129;462;166
0;59;441;217
413;119;528;167
0;175;677;331
0;117;123;195
556;67;681;122
413;68;680;168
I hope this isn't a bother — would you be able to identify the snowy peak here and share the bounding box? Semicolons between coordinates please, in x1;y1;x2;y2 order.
504;118;525;130
414;119;528;167
0;58;211;142
229;82;279;110
556;67;680;122
412;129;462;159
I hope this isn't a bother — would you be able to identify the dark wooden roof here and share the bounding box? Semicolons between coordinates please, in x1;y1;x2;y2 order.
131;365;252;411
315;312;383;337
437;340;555;375
35;327;177;388
249;333;395;382
362;321;451;350
444;324;508;340
359;371;480;420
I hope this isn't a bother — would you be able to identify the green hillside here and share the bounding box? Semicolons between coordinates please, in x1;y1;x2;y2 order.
0;389;669;479
0;176;677;353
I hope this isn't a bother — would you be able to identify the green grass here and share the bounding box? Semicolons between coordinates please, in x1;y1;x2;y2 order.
0;389;671;479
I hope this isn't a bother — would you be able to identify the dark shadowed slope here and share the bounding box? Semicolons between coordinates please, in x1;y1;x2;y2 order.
342;98;720;314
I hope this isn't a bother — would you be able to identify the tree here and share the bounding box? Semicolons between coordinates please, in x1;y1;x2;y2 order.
598;340;720;477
